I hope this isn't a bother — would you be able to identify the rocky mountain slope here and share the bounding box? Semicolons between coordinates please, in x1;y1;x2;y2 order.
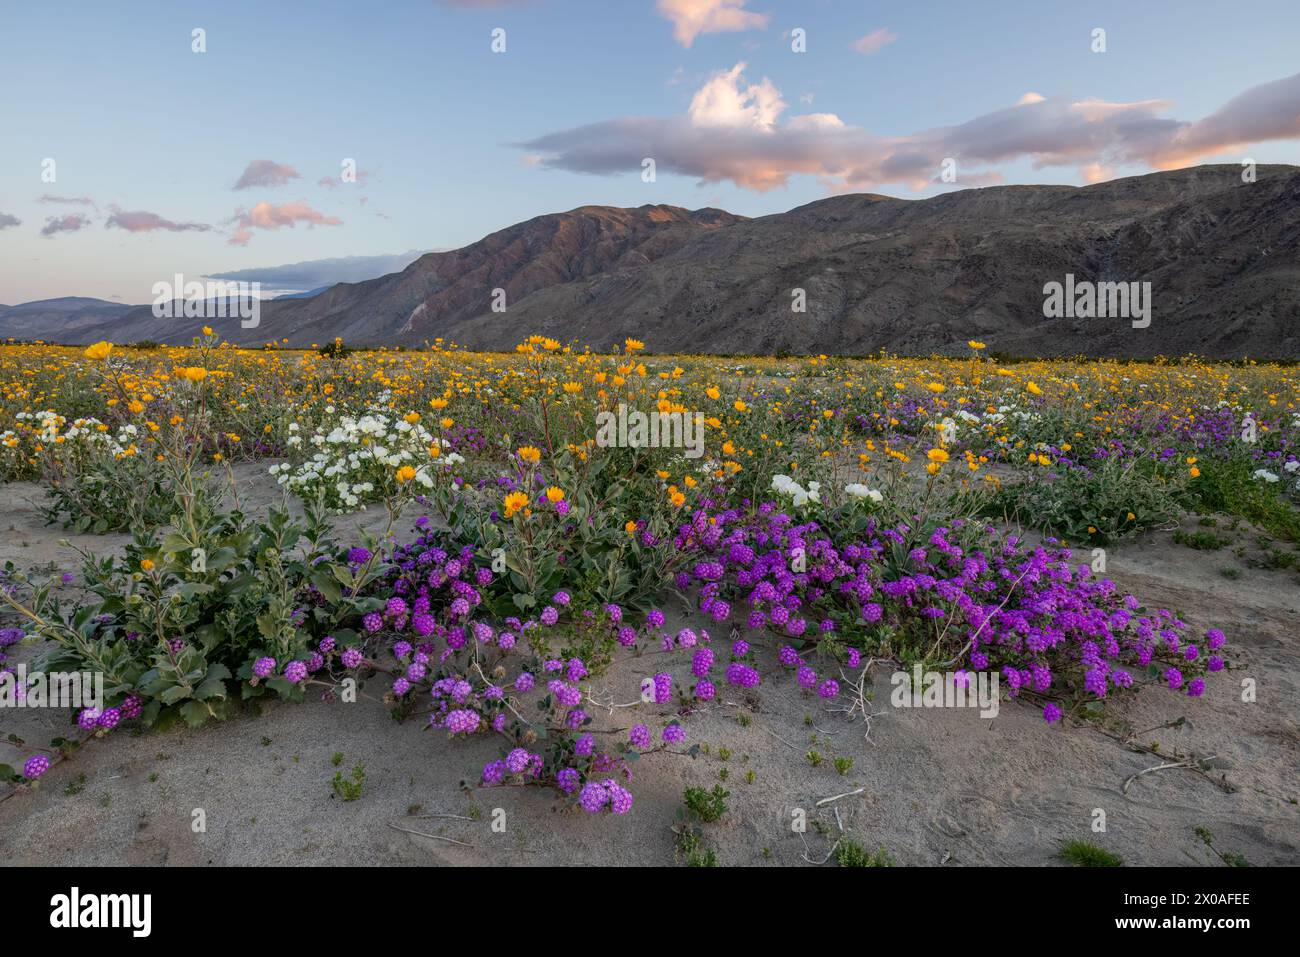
435;165;1300;359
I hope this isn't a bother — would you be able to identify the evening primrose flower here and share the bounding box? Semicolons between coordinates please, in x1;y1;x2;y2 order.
844;483;883;503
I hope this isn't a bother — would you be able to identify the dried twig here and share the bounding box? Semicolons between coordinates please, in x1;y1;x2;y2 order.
815;787;865;807
798;829;840;865
1121;757;1212;795
387;821;475;848
761;726;799;751
825;660;887;744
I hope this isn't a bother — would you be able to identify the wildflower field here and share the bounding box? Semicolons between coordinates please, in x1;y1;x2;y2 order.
1;334;1297;866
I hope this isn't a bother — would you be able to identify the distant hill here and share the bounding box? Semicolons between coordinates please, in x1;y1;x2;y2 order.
66;204;744;347
12;165;1300;358
0;297;136;341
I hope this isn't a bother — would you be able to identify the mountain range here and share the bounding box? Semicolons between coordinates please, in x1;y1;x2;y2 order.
6;164;1297;358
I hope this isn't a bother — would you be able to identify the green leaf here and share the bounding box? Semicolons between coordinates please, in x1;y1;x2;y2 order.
157;684;192;706
194;663;232;701
178;700;212;728
175;581;216;600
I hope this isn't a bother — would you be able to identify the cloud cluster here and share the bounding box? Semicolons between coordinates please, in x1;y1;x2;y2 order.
228;201;343;246
0;213;20;230
656;0;768;48
519;65;1300;192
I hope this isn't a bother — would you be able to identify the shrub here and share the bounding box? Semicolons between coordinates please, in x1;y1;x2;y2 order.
1057;839;1123;867
682;784;730;823
983;456;1186;545
1189;456;1300;542
836;840;895;867
3;495;384;731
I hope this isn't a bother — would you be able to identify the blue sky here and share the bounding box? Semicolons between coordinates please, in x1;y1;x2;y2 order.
2;0;1298;303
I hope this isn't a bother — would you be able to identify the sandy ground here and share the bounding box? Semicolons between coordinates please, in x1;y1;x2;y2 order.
1;465;1297;866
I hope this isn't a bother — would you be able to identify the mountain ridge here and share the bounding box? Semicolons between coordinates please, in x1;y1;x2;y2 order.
10;166;1299;358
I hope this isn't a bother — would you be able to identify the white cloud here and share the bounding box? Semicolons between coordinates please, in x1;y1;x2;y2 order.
687;63;784;130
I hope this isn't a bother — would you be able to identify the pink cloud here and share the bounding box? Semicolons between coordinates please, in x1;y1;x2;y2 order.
850;28;898;56
656;0;769;48
40;214;91;237
1145;71;1300;167
234;160;301;190
228;201;343;245
105;206;212;233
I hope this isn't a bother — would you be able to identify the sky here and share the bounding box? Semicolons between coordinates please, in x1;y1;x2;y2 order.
1;0;1298;303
